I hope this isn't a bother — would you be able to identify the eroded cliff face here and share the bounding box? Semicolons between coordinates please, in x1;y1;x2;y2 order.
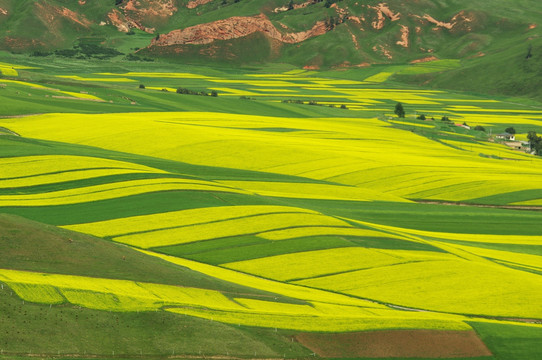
106;0;177;33
151;13;326;46
35;1;92;29
148;1;481;64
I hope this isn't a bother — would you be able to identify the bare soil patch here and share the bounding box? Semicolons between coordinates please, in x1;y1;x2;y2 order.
295;329;492;358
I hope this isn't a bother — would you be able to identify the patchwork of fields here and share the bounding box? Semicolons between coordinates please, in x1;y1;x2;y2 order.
1;57;541;359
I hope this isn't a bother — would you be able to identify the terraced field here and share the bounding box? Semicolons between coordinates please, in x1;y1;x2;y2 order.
1;57;541;359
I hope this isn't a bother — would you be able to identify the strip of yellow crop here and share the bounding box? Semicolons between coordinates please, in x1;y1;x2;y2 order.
138;282;244;310
441;139;530;160
113;212;350;248
0;155;165;178
208;79;303;87
0;168;156;188
0;79;51;89
441;243;542;270
296;259;542;318
223;247;415;281
356;220;542;245
448;106;542;114
412;179;542;202
451;114;542;126
0;66;18;76
234;298;322;315
58;91;104;101
0;178;246;206
137;250;382;308
208;87;260;96
311;79;366;85
0;79;103;100
146;86;177;92
364;72;394;83
97;72;212;79
167;307;469;332
0;268;242;312
258;226;393;241
218;180;407;202
0;62;37;69
283;69;306;75
4;282;64;304
247;88;297;93
389;120;435;128
510;199;542;206
440;131;474;138
57;75;136;82
64;205;318;238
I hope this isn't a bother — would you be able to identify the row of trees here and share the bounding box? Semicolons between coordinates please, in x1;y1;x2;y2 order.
138;85;218;97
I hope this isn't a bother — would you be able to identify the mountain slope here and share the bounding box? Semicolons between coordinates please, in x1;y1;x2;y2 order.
1;0;541;99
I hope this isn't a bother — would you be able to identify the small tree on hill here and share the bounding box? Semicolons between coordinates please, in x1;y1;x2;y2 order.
139;84;145;89
474;125;486;132
527;131;542;155
416;114;426;120
394;102;405;118
505;127;516;135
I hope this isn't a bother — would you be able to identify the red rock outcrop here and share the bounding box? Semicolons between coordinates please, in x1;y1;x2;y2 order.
107;0;177;33
151;14;326;46
396;25;409;48
410;56;438;63
273;0;319;13
108;9;131;32
368;3;400;29
35;2;92;28
373;44;392;59
187;0;214;9
422;14;454;29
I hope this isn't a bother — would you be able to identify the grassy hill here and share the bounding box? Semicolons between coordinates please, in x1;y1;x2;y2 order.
1;0;542;99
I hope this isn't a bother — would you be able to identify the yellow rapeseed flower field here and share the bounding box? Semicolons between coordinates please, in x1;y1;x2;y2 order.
65;205;319;238
0;178;247;206
113;212;350;248
295;259;542;318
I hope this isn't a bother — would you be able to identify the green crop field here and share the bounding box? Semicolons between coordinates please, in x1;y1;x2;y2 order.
1;53;541;360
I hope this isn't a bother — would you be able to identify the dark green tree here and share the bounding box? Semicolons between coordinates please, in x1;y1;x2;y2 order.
527;131;542;155
394;102;405;118
474;125;486;132
505;127;516;134
417;114;426;120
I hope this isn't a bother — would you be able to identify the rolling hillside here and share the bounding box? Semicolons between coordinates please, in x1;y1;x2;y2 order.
0;56;542;359
1;0;542;99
